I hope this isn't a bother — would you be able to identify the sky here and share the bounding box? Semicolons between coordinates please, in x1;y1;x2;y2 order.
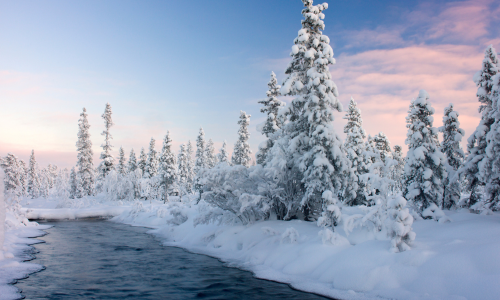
1;0;499;169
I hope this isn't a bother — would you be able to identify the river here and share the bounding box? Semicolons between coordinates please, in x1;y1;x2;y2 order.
15;220;331;299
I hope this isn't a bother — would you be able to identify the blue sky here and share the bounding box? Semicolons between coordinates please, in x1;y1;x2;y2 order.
1;0;499;168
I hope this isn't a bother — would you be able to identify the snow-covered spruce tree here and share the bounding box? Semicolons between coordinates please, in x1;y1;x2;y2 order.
138;147;147;176
391;145;405;193
483;71;500;210
186;140;195;193
117;146;127;175
145;138;158;178
76;108;95;197
195;127;207;172
27;149;41;199
403;90;447;213
205;139;217;168
18;160;27;197
217;141;230;165
69;167;78;199
159;131;177;202
47;164;57;189
98;103;115;179
387;196;416;252
55;168;70;199
231;111;252;167
0;153;23;202
278;0;356;219
374;132;392;163
461;45;499;207
128;149;138;173
342;97;368;205
39;167;50;198
256;72;285;165
439;104;465;209
177;144;189;196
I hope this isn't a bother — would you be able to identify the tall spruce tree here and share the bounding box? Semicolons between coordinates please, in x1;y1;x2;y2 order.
76;108;95;196
177;144;190;195
0;153;23;200
117;146;127;175
27;149;41;199
99;103;115;179
232;111;252;167
257;72;284;165
343;98;368;205
159;131;177;202
279;0;355;218
439;104;465;209
483;68;500;210
461;45;499;206
403;90;447;213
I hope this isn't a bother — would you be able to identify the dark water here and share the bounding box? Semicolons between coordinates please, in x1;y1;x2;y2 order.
15;220;330;299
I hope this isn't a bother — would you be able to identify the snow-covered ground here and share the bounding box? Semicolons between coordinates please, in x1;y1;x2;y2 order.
3;195;495;300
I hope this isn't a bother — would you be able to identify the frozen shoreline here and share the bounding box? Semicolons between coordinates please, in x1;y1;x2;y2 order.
8;196;499;300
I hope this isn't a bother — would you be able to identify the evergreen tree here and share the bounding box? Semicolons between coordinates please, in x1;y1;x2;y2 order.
391;145;405;193
138;147;147;175
76;108;95;197
205;139;217;168
128;149;138;173
342;98;368;205
69;167;78;199
483;68;500;210
374;132;392;163
39;167;50;198
439;104;465;209
0;153;23;200
279;0;355;218
257;72;285;165
461;45;499;206
99;103;115;179
117;146;127;175
217;141;230;165
403;90;447;213
159;131;177;202
232;111;252;167
19;159;28;197
27;149;41;199
177;144;189;195
145;138;158;178
47;164;58;189
195;127;207;172
186;141;195;193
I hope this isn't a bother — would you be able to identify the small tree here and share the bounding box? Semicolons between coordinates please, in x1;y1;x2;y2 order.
232;111;252;167
374;132;392;163
145;138;158;178
117;146;127;175
403;90;447;213
128;149;138;173
217;141;230;165
439;104;465;209
391;145;405;193
195;127;207;172
138;147;147;176
205;139;217;168
186;141;195;193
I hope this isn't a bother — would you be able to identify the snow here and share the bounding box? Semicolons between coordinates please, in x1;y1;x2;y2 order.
5;196;498;300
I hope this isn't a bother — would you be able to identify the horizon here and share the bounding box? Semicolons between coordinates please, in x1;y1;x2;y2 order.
1;0;499;169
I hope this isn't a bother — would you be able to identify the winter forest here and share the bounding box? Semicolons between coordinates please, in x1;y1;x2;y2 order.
1;1;500;299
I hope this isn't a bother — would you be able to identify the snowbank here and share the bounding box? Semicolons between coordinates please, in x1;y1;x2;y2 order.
0;211;49;300
19;197;500;300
